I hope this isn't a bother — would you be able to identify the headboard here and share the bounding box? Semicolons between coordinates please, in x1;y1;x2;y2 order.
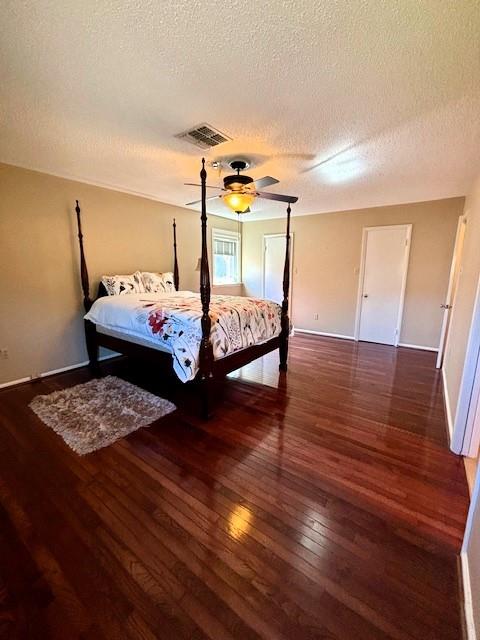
97;282;109;298
74;201;180;310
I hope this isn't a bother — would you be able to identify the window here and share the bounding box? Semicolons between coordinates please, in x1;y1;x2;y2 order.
212;228;241;285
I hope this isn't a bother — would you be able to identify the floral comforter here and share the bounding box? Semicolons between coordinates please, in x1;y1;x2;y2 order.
84;291;282;382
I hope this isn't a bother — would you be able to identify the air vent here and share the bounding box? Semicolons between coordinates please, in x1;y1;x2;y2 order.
175;123;232;149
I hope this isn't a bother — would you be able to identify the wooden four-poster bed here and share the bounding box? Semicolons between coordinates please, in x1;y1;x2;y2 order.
76;159;292;417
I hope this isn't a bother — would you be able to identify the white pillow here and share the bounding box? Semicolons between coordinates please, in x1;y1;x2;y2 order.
101;271;145;296
141;271;176;293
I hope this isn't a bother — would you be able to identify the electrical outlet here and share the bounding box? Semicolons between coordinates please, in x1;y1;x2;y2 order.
313;313;319;320
0;348;8;360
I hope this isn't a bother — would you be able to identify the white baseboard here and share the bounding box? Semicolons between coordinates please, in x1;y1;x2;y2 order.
0;354;117;390
0;375;32;390
294;328;355;340
398;342;438;352
293;330;439;352
442;367;454;441
461;551;478;640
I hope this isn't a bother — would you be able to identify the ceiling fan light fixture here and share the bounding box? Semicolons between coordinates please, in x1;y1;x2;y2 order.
223;191;255;213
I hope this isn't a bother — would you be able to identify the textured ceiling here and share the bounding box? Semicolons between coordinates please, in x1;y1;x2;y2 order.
1;0;479;220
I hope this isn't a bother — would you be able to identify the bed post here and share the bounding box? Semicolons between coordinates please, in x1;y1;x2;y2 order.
75;200;93;313
198;158;214;418
279;203;291;371
75;200;99;374
173;218;180;291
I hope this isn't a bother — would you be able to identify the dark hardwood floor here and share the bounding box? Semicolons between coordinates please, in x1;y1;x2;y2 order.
0;334;470;639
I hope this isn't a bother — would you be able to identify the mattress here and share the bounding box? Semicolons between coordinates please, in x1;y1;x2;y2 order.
96;325;172;354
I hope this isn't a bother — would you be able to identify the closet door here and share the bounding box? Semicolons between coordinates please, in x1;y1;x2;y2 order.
356;225;411;345
263;233;294;307
263;234;286;304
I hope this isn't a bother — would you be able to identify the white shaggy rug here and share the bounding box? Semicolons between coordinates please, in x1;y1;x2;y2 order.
29;375;176;455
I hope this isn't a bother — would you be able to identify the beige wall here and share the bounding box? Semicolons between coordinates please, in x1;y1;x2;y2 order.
243;199;463;347
444;174;480;419
0;163;239;385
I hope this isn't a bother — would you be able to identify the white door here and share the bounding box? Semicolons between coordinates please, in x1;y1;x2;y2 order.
451;276;480;456
436;215;467;368
356;225;411;346
263;234;291;304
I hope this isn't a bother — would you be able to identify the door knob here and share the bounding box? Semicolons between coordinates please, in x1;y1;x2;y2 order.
363;294;369;298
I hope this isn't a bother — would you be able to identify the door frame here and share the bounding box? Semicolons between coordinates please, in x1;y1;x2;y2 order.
262;232;295;310
436;215;467;368
354;224;412;346
451;275;480;457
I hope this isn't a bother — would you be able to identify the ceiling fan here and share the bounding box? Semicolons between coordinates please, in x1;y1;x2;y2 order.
185;160;298;214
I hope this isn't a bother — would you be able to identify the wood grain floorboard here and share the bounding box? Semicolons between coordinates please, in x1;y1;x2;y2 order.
0;335;470;639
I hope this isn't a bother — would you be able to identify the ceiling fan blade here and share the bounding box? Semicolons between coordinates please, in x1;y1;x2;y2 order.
185;195;221;206
256;191;298;204
251;176;279;189
184;183;224;190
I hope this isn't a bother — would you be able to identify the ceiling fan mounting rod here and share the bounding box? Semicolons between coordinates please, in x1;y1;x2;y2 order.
229;159;249;174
